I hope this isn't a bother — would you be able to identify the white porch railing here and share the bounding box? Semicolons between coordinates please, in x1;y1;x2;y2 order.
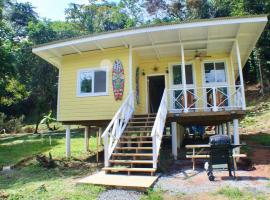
151;89;168;169
168;85;243;113
101;91;134;167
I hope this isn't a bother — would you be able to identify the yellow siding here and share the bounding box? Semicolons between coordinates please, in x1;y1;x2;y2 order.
58;47;235;121
58;47;130;121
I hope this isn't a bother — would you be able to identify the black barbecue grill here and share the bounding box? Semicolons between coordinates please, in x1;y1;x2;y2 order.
205;135;242;181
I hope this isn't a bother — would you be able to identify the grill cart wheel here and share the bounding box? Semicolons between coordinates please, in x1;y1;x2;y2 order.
209;175;215;181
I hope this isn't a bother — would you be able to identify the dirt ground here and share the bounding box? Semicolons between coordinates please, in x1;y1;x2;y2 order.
155;136;270;199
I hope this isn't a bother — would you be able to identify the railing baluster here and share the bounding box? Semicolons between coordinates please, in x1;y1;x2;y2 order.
168;85;242;112
101;92;134;165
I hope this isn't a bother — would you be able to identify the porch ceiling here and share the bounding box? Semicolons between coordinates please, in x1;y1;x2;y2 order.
32;15;267;68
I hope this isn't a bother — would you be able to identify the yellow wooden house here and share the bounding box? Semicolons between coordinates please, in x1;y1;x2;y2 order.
33;15;267;176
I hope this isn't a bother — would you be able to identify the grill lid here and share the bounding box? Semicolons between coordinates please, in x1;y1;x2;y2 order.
209;135;231;145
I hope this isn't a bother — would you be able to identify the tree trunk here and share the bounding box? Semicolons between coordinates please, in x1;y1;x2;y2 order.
34;120;40;134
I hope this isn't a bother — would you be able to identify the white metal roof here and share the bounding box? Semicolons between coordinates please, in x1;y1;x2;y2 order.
32;15;268;67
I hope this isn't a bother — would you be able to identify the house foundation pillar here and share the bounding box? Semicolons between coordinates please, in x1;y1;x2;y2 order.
233;119;240;154
84;126;90;152
218;125;222;135
171;122;177;160
65;125;71;158
226;122;231;138
222;123;225;134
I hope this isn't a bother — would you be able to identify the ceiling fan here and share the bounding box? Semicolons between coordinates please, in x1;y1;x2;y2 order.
187;50;211;61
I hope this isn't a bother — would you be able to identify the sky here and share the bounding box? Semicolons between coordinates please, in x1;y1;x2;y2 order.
17;0;119;21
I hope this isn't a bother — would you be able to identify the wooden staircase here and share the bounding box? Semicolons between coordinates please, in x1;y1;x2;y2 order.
103;113;157;176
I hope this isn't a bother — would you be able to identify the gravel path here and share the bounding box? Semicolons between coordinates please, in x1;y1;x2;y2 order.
98;189;143;200
154;167;270;196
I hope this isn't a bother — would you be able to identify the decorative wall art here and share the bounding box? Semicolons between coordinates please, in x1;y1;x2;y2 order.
136;67;140;104
112;59;125;100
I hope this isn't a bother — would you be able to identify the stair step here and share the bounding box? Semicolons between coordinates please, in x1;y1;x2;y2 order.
118;141;152;144
127;126;153;128
112;153;153;157
133;114;156;117
124;130;152;133
109;160;153;164
121;136;152;139
115;147;152;150
128;121;154;124
103;167;156;173
131;117;156;120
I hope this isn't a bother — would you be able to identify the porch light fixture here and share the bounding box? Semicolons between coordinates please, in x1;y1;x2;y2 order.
142;69;145;76
166;67;169;74
153;65;158;72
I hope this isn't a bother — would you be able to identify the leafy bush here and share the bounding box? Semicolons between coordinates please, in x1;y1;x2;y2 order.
0;112;24;133
22;125;36;133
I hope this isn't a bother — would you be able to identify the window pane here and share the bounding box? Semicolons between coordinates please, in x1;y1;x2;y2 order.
172;65;182;85
185;64;193;84
215;62;226;82
204;63;215;83
80;71;92;93
94;71;106;93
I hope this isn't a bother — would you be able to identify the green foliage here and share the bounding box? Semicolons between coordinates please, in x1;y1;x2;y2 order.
0;112;24;133
244;133;270;146
141;189;163;200
0;129;98;166
40;111;57;130
65;1;135;33
217;187;243;200
217;187;268;200
0;164;104;199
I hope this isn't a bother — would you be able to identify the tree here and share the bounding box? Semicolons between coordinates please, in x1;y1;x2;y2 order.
65;1;135;33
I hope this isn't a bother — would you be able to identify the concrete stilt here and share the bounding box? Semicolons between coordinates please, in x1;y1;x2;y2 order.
171;122;177;160
65;125;71;158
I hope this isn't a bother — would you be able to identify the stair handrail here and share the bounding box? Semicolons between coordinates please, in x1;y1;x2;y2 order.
151;89;168;168
102;91;134;167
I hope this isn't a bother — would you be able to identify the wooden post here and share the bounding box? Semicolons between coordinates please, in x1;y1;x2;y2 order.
84;126;89;152
104;134;109;167
226;122;231;138
235;40;246;110
181;45;188;113
218;125;222;135
96;128;99;164
129;45;133;92
233;119;240;154
65;125;71;158
171;122;177;160
213;87;218;112
222;123;225;135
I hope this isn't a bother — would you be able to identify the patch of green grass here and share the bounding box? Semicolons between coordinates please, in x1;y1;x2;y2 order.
141;189;163;200
217;187;267;200
244;133;270;146
241;145;252;154
0;163;105;200
0;129;99;166
217;187;243;200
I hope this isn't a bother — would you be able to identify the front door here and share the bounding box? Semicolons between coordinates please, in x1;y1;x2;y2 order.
148;75;165;113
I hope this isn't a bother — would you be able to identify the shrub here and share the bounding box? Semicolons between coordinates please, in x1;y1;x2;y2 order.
0;112;24;133
22;125;36;133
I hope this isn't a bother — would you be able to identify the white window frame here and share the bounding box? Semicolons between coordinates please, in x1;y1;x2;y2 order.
77;67;108;97
202;60;229;86
201;59;231;109
169;62;196;89
169;62;197;111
